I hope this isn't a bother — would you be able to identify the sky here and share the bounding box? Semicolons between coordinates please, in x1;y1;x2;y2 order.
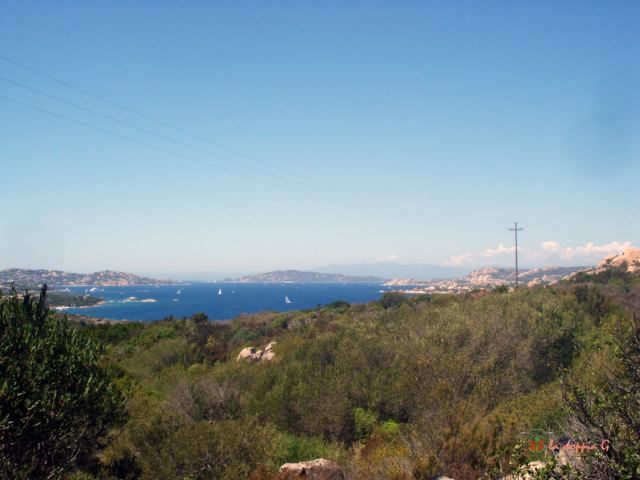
0;1;638;280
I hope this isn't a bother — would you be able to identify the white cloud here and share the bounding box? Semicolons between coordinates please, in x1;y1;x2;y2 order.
445;241;634;267
445;244;515;266
560;241;633;261
479;243;513;258
377;254;398;262
444;253;475;266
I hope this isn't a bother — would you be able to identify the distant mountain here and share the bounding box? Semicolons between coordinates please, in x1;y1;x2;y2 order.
312;262;472;280
0;268;184;287
215;270;386;283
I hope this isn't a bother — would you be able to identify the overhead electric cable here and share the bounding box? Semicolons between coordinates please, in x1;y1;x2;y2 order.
0;56;390;202
0;76;428;217
0;55;502;231
2;95;454;224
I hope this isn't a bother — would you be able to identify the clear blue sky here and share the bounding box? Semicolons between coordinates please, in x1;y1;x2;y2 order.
1;1;638;280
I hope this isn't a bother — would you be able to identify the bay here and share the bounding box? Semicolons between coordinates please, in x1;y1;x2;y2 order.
58;283;391;322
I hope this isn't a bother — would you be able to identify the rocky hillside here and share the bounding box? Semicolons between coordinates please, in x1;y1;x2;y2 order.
563;247;640;280
386;265;586;293
0;268;183;287
215;269;386;283
467;265;587;286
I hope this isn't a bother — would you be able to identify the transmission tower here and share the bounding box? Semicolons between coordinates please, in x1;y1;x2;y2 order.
509;222;524;289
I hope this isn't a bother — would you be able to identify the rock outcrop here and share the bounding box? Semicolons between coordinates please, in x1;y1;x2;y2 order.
0;268;183;286
236;342;277;362
501;460;546;480
262;341;277;361
237;347;257;361
597;247;640;273
278;459;344;479
500;447;583;480
563;247;640;280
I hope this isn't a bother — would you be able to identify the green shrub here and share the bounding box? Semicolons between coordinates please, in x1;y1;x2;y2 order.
271;432;337;466
354;407;378;441
106;390;274;480
558;312;640;479
0;286;127;480
379;291;407;309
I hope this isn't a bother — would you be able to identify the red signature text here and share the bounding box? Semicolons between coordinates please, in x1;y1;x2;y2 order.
548;438;610;453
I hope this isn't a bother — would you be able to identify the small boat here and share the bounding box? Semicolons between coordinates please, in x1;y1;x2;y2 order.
177;289;181;294
173;299;178;301
218;289;222;295
285;295;292;304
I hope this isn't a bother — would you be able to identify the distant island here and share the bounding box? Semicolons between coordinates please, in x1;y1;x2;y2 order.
46;292;105;308
213;270;387;283
0;268;184;287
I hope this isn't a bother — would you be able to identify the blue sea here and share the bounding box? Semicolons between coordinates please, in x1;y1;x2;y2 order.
57;283;392;322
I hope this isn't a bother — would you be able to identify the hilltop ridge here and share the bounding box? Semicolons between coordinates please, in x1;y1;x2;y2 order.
0;268;184;287
213;269;386;283
563;247;640;280
386;265;587;293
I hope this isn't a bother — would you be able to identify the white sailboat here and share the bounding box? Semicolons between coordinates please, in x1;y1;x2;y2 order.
218;288;222;295
177;289;181;294
285;295;292;304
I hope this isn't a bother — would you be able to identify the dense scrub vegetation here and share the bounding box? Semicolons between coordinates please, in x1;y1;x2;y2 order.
0;286;127;479
3;269;639;479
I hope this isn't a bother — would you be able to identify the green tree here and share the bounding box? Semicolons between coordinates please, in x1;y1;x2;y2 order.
379;291;407;309
0;285;127;479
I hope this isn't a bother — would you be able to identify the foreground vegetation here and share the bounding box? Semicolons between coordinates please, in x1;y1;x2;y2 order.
2;267;639;479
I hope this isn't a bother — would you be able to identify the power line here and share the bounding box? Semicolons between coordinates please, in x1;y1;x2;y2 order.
0;88;499;230
0;75;409;215
0;55;503;231
0;55;420;215
1;94;445;223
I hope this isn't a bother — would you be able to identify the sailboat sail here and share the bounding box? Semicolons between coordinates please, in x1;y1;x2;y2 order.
285;295;292;303
218;289;222;295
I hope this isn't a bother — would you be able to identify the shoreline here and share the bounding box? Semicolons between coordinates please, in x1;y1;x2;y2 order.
51;300;107;310
57;283;187;287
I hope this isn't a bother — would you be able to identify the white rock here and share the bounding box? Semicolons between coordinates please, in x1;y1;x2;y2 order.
236;347;256;361
279;459;344;479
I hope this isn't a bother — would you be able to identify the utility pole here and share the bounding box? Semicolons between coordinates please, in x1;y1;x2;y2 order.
509;222;523;289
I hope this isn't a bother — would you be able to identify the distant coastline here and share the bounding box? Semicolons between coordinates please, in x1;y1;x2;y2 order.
52;299;108;310
213;270;387;284
0;268;185;287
